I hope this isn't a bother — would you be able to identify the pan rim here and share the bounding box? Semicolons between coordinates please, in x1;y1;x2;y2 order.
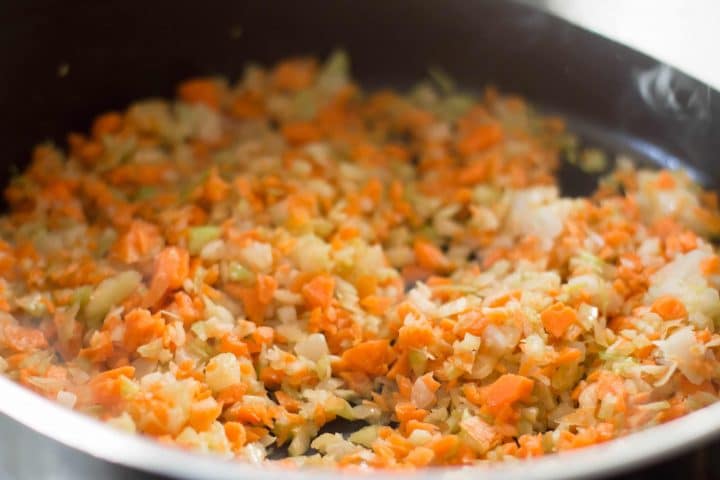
1;373;718;480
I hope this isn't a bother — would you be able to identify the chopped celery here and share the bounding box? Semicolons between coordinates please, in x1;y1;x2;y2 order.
188;225;221;255
428;67;455;94
84;271;141;328
348;425;379;448
293;90;316;120
408;348;428;376
71;286;93;309
322;49;350;78
288;425;314;456
95;228;117;258
579;147;607;173
134;186;157;200
119;375;139;397
439;94;475;121
315;355;332;381
228;261;255;284
326;396;355;420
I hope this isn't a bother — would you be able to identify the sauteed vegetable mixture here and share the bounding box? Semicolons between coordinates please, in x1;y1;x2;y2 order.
2;52;720;468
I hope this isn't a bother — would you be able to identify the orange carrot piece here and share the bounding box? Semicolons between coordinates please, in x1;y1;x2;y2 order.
219;333;250;358
302;274;335;309
397;324;435;350
202;167;230;204
395;401;428;423
272;58;317;91
2;325;47;352
356;274;378;299
88;365;135;408
555;347;582;365
428;435;460;459
234;286;266;324
655;170;676;189
401;265;432;286
458;161;490;185
339;339;396;376
406;446;435;467
281;121;322;146
216;384;248;406
413;240;450;272
360;295;393;315
256;274;278;304
541;302;577;338
92;112;123;138
146;246;190;306
457;124;503;156
111;220;163;264
178;78;221;109
230;92;265;119
247;326;274;354
481;374;534;415
79;331;113;363
123;308;164;352
651;296;687;320
420;372;441;393
224;421;247;448
189;397;222;431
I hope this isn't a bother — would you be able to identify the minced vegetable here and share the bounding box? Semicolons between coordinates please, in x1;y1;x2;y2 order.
1;52;720;469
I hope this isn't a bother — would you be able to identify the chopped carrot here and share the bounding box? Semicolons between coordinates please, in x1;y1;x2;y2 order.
123;308;164;352
162;248;191;290
655;170;676;189
356;274;378;299
188;396;222;431
457;124;503;156
651;296;687;320
256;274;278;304
395;401;428;423
92;112;123;138
420;372;441;393
555;347;582;365
2;324;47;352
247;326;274;353
481;374;534;415
397;324;436;350
458;160;490;185
178;78;221;109
224;421;247;448
360;295;392;315
272;58;317;91
111;219;163;263
79;330;113;363
517;433;544;457
201;167;230;204
230;92;265;119
405;446;435;467
401;265;432;286
216;384;248;406
219;333;250;358
413;240;451;272
428;435;460;460
302;274;335;309
88;366;135;408
541;303;577;338
281;121;321;146
338;339;396;376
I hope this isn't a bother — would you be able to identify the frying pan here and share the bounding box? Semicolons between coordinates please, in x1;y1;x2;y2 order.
1;1;719;479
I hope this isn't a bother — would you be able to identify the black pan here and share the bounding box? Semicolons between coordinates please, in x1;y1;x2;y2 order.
0;1;719;479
